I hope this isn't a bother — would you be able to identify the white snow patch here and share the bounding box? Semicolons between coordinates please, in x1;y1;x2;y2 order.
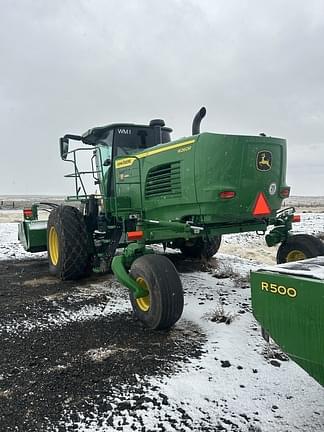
0;222;47;261
56;255;324;432
0;284;130;336
85;347;137;363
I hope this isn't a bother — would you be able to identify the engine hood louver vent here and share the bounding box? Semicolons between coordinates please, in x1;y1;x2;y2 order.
145;162;181;198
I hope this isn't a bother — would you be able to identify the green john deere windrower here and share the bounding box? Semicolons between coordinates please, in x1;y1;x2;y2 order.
18;107;324;329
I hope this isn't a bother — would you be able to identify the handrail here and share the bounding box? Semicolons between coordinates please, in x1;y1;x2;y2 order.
63;146;100;198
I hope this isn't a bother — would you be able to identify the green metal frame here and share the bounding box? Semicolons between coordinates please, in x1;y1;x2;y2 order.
111;243;152;298
265;207;295;247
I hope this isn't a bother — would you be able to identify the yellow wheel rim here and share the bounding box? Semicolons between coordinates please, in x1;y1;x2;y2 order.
48;226;59;265
286;249;306;262
135;277;150;312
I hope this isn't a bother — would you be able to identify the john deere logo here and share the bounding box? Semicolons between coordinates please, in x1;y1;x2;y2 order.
256;151;272;171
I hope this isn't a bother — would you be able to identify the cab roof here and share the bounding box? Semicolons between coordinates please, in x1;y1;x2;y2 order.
82;122;172;145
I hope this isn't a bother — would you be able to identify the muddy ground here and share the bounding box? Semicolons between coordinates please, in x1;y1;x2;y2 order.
0;257;210;432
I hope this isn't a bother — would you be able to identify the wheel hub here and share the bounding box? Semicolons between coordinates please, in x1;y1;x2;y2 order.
48;226;59;265
135;277;150;312
286;249;306;262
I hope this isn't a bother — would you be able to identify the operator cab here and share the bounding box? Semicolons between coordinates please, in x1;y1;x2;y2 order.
58;119;173;199
82;119;172;160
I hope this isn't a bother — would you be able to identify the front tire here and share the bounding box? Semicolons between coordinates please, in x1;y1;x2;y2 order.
47;205;91;280
276;234;324;264
129;255;184;330
180;235;221;259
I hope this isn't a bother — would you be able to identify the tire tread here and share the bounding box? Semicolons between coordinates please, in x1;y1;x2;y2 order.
130;255;184;330
276;234;324;264
47;205;90;280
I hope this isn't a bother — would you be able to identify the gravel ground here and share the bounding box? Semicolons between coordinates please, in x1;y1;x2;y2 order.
0;258;206;431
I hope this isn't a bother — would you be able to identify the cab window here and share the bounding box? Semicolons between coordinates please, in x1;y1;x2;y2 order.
114;127;156;157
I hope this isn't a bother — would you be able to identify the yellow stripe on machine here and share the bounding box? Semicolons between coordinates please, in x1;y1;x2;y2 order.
115;139;195;169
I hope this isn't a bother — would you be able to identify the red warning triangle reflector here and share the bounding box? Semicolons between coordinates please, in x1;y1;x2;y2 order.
252;192;271;216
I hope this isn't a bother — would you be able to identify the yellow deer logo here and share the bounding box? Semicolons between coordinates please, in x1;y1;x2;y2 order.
257;151;272;171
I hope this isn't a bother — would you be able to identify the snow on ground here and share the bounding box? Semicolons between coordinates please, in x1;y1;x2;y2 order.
1;214;324;431
0;278;129;337
219;212;324;264
0;222;46;260
153;272;323;432
55;263;324;432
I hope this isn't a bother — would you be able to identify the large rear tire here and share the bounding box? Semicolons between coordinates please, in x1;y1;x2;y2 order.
180;236;221;259
47;205;91;280
276;234;324;264
129;255;184;330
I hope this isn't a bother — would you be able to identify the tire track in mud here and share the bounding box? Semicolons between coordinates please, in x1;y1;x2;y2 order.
0;259;206;431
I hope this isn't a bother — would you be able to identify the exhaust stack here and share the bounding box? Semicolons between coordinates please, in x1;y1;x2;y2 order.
192;107;207;135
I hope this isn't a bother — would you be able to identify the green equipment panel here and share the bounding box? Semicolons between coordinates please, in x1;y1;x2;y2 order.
251;257;324;386
18;220;47;253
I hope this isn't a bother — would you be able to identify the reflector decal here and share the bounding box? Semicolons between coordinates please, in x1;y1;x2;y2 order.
252;192;271;216
269;182;277;195
127;230;144;240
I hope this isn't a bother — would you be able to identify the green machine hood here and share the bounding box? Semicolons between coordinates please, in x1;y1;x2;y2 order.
114;132;288;225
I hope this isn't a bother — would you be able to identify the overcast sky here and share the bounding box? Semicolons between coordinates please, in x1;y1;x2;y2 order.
1;0;323;196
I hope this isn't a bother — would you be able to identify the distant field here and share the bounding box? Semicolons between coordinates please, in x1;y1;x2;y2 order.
0;195;65;210
284;196;324;212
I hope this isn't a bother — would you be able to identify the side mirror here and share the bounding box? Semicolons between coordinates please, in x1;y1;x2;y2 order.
59;137;69;160
103;158;111;167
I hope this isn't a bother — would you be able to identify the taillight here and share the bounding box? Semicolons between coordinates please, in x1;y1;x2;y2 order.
127;230;144;241
23;208;33;219
219;191;236;199
292;215;301;223
280;187;290;198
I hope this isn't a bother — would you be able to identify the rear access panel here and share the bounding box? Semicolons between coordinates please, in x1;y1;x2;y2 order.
194;133;287;224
